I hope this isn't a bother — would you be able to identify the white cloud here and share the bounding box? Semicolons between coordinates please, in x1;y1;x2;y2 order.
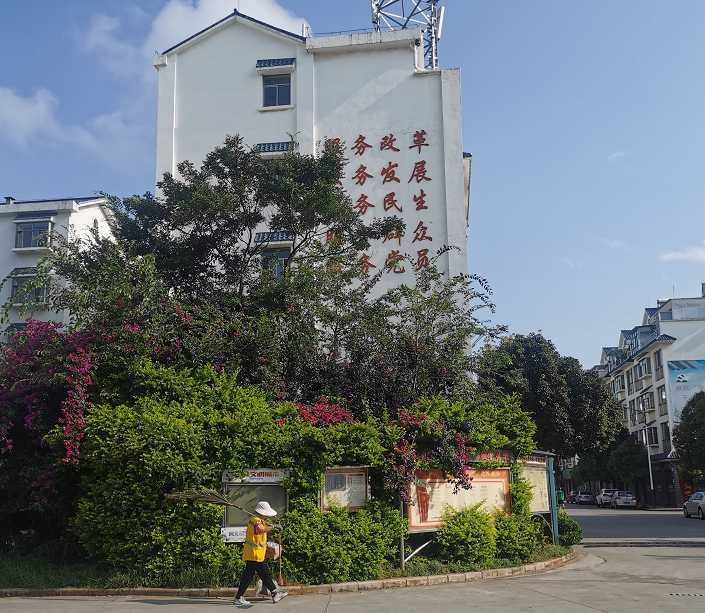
607;151;626;162
1;0;308;169
603;239;627;249
660;241;705;264
0;87;97;152
564;259;583;269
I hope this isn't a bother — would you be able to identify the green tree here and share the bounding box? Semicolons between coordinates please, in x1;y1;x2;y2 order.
478;333;622;456
673;391;705;487
607;434;648;483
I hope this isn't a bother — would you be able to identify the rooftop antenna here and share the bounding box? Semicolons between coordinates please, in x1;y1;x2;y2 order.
371;0;444;69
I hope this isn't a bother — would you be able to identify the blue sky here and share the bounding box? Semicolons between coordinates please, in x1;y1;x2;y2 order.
1;0;704;366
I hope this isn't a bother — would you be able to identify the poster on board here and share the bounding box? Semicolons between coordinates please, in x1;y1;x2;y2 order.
320;466;370;511
668;360;705;423
521;465;550;514
408;468;510;533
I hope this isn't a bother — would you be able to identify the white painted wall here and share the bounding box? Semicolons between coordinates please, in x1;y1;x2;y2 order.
155;13;469;291
0;198;111;334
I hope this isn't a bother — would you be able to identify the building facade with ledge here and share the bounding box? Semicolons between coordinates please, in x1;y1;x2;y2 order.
0;196;111;336
596;284;705;506
153;9;470;292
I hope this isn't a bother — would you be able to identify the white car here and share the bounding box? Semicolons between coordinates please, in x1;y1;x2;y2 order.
683;492;705;519
595;489;618;508
610;491;637;508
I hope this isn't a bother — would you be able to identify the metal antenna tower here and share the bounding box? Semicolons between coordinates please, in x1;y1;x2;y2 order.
371;0;445;70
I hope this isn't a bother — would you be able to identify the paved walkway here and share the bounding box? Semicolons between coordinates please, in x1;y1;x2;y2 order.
4;547;705;613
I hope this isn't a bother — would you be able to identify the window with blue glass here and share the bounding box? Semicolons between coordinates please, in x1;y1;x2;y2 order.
263;74;291;107
15;221;52;248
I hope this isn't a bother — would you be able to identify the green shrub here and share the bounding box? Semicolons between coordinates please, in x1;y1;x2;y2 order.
436;503;496;565
281;499;402;584
557;510;582;546
494;512;539;561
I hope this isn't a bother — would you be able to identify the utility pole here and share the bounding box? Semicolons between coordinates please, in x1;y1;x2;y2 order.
637;405;657;508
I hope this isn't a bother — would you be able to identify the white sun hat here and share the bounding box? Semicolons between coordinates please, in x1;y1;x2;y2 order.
254;501;278;516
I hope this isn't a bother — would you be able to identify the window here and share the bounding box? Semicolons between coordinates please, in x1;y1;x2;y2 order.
627;369;634;395
660;422;671;452
11;276;47;305
15;221;52;248
263;74;291;107
262;248;291;279
654;350;664;380
647;427;658;446
637;357;651;378
657;385;667;415
612;375;625;394
629;400;636;426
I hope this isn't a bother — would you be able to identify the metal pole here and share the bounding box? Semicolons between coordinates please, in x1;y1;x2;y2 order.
399;498;405;572
547;457;559;546
641;409;657;508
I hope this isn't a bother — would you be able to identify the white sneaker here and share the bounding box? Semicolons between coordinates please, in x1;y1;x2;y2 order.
272;592;287;603
232;596;250;605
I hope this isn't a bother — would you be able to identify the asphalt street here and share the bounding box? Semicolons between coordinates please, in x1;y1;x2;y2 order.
565;504;705;540
4;508;705;613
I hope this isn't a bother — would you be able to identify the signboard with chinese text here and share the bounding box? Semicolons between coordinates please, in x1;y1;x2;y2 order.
521;465;551;514
221;468;288;543
319;466;371;511
667;360;705;423
408;468;511;533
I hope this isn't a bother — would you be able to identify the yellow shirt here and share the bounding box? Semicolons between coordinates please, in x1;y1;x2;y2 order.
242;516;267;562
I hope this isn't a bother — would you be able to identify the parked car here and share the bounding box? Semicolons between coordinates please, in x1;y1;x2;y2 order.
610;491;637;508
683;492;705;519
568;490;579;504
595;489;618;508
576;491;595;505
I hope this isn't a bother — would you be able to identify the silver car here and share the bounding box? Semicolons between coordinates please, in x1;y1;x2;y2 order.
610;490;637;508
576;491;595;505
683;492;705;519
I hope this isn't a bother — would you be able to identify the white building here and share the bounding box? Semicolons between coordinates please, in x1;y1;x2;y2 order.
596;284;705;506
153;9;470;291
0;196;110;336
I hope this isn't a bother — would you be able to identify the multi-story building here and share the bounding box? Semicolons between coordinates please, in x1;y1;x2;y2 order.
596;284;705;507
152;8;471;294
0;195;111;337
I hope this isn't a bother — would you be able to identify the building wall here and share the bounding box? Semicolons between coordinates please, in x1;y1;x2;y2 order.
0;199;110;333
155;15;469;289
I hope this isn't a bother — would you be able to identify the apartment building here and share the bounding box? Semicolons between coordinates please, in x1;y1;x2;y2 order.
152;9;471;296
596;284;705;506
0;196;111;337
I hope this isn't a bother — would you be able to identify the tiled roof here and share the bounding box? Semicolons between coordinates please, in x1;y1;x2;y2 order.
13;210;57;222
257;142;292;153
645;307;658;316
10;267;37;276
11;197;98;204
256;58;296;68
463;152;472;158
162;10;305;55
656;334;676;342
255;231;295;243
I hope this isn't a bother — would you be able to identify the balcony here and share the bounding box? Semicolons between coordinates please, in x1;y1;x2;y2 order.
635;378;644;392
655;365;664;380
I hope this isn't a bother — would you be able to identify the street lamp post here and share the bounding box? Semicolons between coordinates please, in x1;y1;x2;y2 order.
638;406;657;508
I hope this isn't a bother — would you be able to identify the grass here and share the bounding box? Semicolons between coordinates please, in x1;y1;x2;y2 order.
0;543;571;589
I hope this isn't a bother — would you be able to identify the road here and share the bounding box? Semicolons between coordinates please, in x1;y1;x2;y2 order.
4;508;705;613
565;503;705;540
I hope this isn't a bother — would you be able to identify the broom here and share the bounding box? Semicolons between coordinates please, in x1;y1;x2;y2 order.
166;489;285;586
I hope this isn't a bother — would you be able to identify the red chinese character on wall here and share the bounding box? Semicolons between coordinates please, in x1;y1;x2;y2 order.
413;189;428;210
352;135;372;156
416;248;430;269
408;160;432;183
480;451;487;460
488;451;494;460
383;230;404;246
352;164;373;186
326;229;341;244
412;221;432;243
354;194;375;215
410;130;429;153
385;250;405;274
381;162;401;184
383;192;402;212
358;253;376;274
380;134;400;152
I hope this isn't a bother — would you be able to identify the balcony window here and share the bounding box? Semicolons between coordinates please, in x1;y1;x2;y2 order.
15;221;52;248
647;426;658;446
661;422;671;452
627;370;634;395
637;357;651;379
657;385;667;416
11;275;48;306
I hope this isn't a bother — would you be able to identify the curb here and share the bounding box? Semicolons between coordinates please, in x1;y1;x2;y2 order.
0;550;577;599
